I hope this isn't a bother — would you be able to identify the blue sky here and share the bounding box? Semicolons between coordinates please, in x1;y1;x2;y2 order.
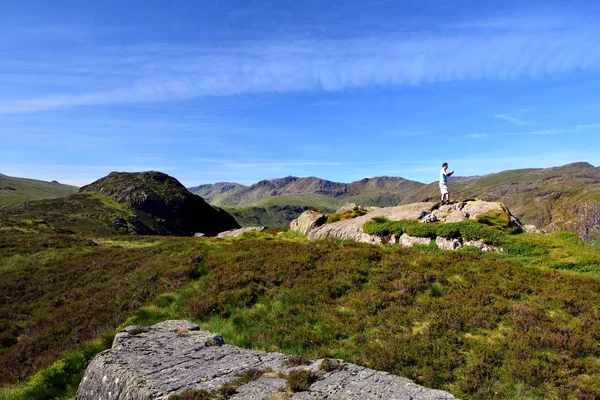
2;0;600;187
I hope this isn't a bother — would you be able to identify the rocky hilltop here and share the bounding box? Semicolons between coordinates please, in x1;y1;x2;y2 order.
77;320;456;400
400;162;600;240
291;200;536;252
0;171;239;236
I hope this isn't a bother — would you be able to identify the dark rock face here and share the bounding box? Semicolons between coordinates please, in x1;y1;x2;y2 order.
81;171;239;236
77;320;457;400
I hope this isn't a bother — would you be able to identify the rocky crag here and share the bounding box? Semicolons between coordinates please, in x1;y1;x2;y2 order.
77;320;457;400
290;200;536;251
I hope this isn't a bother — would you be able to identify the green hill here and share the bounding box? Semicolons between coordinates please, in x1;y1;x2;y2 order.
0;173;78;210
0;171;239;236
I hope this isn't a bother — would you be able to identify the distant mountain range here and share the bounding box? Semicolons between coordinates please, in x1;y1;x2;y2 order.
189;175;425;208
0;173;78;210
190;162;600;241
2;162;599;241
189;176;425;227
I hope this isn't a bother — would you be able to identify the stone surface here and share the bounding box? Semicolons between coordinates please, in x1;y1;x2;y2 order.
399;234;432;248
305;202;435;241
463;240;503;253
77;320;457;400
289;210;327;235
335;202;360;214
435;237;462;250
194;232;206;237
432;200;505;222
217;226;266;238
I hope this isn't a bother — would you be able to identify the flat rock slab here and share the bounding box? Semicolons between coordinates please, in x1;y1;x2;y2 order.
77;320;457;400
217;226;266;238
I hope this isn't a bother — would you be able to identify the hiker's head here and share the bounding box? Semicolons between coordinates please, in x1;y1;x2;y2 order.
442;162;448;170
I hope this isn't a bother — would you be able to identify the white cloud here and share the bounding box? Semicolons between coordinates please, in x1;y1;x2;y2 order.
1;15;599;114
493;109;530;125
466;123;600;139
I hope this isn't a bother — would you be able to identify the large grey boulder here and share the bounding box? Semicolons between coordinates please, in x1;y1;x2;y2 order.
77;320;457;400
289;210;327;235
305;202;435;241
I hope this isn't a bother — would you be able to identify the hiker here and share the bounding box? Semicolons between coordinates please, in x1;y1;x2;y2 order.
439;162;454;204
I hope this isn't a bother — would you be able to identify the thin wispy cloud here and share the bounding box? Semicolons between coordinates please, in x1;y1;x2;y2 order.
1;14;599;114
493;109;530;125
466;124;600;139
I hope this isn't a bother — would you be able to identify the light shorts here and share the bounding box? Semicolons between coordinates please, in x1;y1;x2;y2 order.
439;182;449;195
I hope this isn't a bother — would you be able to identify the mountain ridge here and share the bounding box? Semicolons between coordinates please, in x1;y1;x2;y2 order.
190;162;600;240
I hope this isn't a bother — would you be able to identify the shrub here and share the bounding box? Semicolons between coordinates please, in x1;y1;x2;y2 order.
404;223;438;239
457;221;505;245
435;223;462;239
284;355;312;367
286;370;318;392
320;358;343;372
431;282;445;297
167;389;213;400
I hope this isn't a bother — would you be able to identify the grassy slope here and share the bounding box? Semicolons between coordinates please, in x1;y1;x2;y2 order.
0;174;78;210
1;225;600;399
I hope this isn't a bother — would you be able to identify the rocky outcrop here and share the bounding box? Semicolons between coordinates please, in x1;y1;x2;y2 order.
80;171;240;236
77;320;457;400
301;202;435;243
289;200;536;251
289;210;327;235
217;226;266;238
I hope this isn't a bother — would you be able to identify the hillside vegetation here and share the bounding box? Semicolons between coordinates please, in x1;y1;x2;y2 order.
1;220;600;400
0;174;77;210
0;171;239;236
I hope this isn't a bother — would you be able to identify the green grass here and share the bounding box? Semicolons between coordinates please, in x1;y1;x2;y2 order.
2;227;600;399
363;218;508;246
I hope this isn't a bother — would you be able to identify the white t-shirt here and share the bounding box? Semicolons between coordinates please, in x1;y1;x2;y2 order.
440;168;449;184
